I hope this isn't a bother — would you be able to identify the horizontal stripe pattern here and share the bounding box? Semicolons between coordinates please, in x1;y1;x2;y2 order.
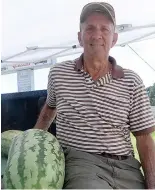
47;60;155;156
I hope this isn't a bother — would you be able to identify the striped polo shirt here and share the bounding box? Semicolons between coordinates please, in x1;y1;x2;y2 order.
46;54;155;156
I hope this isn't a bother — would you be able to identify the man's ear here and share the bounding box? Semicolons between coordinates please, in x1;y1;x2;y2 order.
78;32;83;47
111;32;118;48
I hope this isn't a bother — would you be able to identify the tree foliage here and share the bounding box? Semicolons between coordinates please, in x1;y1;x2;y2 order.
147;83;155;106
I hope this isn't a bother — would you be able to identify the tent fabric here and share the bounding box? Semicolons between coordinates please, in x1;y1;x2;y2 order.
2;0;155;87
2;0;155;60
2;26;155;63
1;0;155;88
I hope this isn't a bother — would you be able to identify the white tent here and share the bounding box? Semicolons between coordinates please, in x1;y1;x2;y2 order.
1;0;155;91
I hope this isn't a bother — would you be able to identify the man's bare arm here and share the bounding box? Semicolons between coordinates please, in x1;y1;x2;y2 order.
136;133;155;189
34;103;57;131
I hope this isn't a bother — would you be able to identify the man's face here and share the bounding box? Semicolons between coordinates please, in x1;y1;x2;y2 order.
78;12;118;59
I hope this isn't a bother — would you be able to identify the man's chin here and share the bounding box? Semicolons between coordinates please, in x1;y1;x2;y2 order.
90;50;106;57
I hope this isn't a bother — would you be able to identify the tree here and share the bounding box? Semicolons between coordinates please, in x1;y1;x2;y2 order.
148;83;155;106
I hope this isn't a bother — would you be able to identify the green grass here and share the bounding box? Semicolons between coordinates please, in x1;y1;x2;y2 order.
152;131;155;139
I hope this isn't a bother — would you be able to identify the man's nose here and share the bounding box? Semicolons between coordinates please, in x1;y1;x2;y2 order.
92;29;102;40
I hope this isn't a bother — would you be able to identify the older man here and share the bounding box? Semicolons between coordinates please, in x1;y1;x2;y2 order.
34;2;155;189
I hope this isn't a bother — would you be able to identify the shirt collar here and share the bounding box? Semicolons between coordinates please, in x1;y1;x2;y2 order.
74;53;124;79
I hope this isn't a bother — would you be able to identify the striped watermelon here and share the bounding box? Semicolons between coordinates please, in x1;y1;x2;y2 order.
3;129;65;189
1;130;23;158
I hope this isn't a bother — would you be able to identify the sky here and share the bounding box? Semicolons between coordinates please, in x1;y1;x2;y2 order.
1;0;155;93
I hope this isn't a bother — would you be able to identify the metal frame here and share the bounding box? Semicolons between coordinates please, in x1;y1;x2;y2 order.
1;23;155;75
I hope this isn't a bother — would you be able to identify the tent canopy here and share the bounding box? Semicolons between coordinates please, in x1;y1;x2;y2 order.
1;0;155;87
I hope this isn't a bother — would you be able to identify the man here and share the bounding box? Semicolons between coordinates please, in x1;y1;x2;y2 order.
34;2;155;189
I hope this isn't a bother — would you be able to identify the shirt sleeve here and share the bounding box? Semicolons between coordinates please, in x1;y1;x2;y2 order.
129;80;155;136
46;66;56;108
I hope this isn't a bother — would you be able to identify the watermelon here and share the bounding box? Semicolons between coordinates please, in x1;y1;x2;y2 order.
3;129;65;189
1;130;23;158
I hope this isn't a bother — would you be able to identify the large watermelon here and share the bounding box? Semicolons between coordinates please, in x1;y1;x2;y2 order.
3;129;65;189
1;130;23;158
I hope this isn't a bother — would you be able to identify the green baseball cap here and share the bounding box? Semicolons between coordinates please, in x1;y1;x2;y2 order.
80;2;116;26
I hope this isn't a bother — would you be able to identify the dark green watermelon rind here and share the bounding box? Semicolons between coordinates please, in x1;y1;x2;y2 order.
1;130;23;158
32;130;47;189
48;137;65;189
1;138;11;157
3;129;65;189
3;135;19;189
49;137;59;189
17;131;29;189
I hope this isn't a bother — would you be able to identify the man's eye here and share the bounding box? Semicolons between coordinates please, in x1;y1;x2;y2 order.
86;27;94;31
101;28;109;32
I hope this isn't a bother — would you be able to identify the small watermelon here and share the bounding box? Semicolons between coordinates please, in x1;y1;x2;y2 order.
3;129;65;189
1;130;23;158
